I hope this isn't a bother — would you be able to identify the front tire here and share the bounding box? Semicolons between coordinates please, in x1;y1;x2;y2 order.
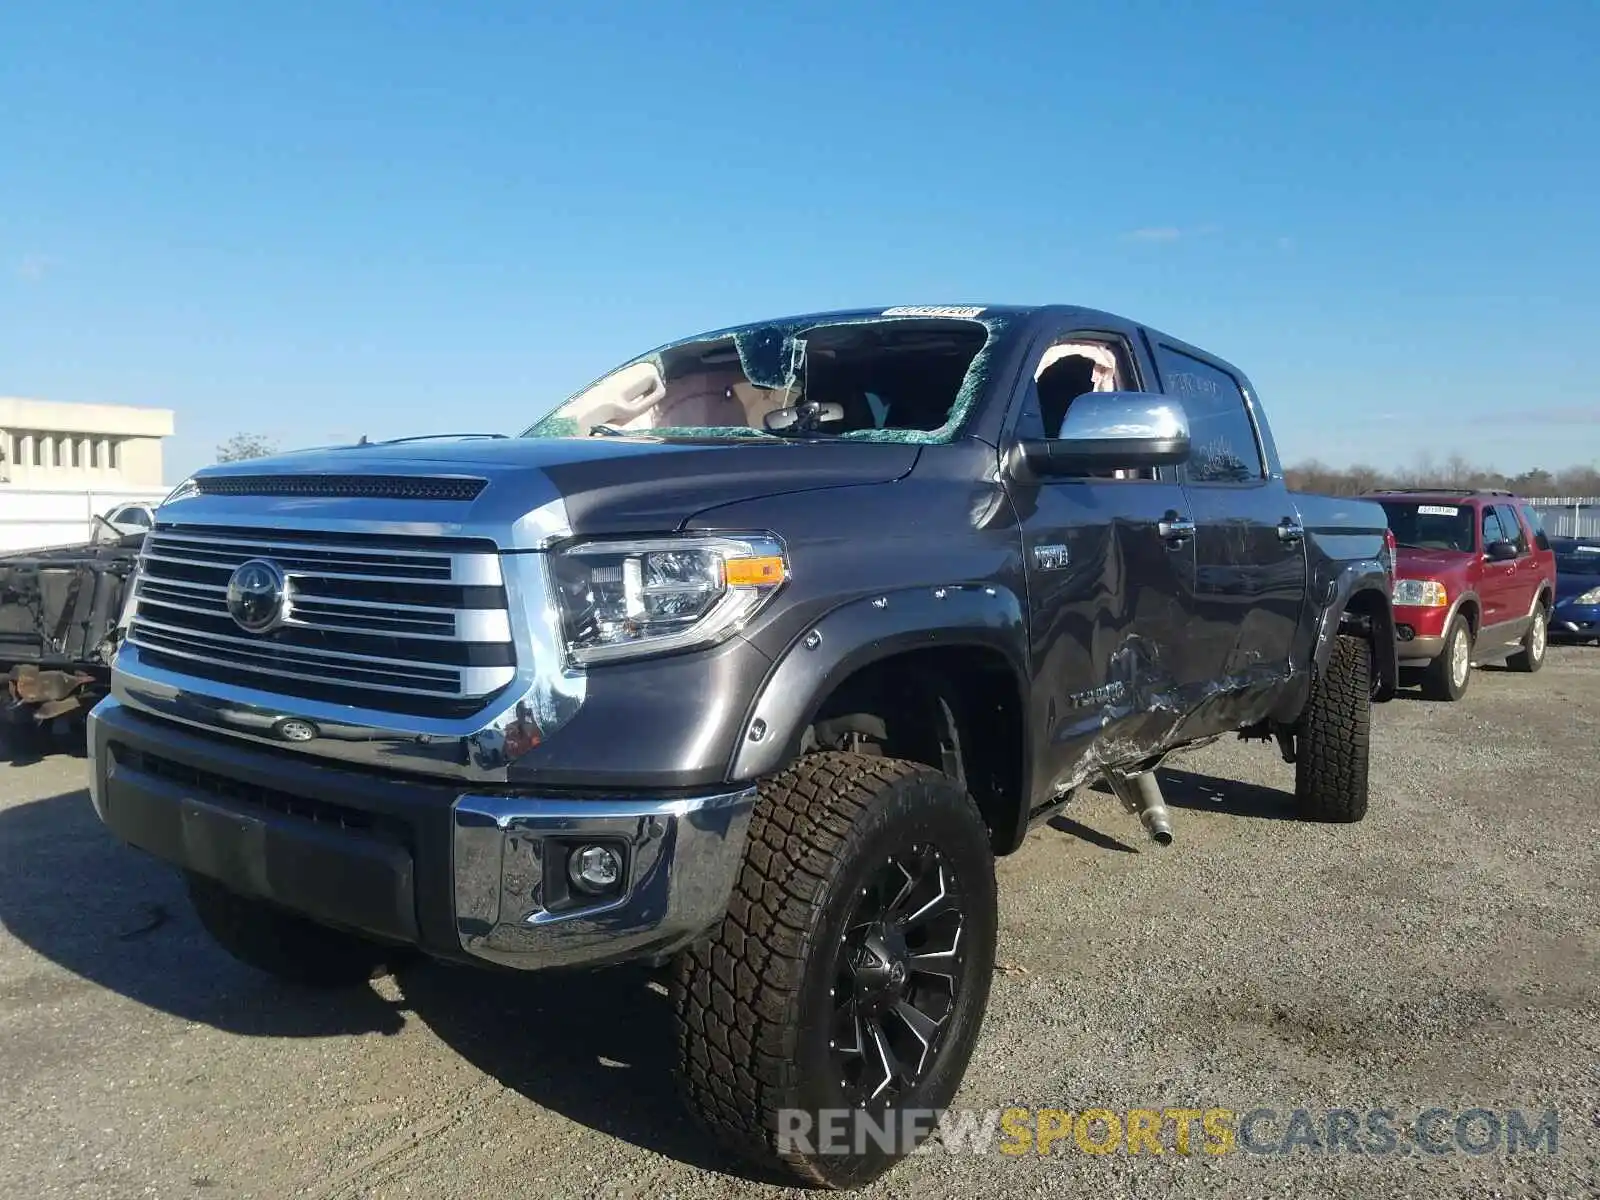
1507;604;1549;673
1421;614;1473;701
672;752;997;1189
1295;634;1371;823
186;874;405;988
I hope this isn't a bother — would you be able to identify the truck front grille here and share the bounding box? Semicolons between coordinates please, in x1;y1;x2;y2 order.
128;525;516;718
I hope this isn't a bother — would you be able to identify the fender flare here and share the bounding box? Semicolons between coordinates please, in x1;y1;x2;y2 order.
1308;559;1397;703
727;582;1030;782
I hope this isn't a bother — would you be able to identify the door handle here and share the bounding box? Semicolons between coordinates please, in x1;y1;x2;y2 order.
1277;518;1305;543
1158;515;1195;545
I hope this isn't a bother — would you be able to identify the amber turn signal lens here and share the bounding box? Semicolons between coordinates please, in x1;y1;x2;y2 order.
724;555;787;587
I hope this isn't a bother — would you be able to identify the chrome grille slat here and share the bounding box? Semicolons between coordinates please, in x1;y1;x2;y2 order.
136;594;229;621
131;527;517;714
129;632;511;699
140;576;227;594
141;551;463;586
151;545;454;576
130;627;460;688
290;603;455;632
129;614;480;674
282;592;457;616
151;529;461;558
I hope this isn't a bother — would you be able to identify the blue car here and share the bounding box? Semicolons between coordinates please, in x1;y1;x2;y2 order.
1551;537;1600;643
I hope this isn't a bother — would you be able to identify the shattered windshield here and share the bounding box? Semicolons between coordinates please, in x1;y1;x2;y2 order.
523;309;1013;443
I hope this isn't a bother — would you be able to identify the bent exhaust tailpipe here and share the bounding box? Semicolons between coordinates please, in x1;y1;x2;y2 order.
1105;768;1174;846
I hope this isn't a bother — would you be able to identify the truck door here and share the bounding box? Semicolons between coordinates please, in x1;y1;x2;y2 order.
1148;340;1306;734
1001;328;1198;803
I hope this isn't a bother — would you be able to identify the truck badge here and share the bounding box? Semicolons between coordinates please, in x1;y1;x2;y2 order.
226;559;288;634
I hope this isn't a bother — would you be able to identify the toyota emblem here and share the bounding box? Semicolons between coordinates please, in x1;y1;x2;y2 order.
226;558;287;634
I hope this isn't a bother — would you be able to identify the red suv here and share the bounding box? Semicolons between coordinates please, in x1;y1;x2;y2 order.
1365;490;1557;700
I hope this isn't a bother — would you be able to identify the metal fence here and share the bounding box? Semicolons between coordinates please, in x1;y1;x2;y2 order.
1526;497;1600;540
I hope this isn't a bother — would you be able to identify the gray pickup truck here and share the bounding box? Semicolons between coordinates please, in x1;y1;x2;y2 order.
88;304;1396;1187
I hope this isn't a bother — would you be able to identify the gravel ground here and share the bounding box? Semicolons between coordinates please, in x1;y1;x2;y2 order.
2;649;1597;1199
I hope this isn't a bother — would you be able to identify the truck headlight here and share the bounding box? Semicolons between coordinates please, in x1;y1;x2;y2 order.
1575;587;1600;606
550;534;788;665
1392;578;1448;607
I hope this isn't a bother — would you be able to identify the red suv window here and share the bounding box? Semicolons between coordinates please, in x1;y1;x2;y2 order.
1492;504;1530;554
1518;505;1553;551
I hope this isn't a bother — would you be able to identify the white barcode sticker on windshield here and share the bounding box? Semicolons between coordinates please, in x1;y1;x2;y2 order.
1418;505;1459;516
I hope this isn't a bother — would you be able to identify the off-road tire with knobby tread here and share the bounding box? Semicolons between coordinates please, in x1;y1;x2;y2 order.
672;751;997;1190
1294;633;1371;823
186;873;405;987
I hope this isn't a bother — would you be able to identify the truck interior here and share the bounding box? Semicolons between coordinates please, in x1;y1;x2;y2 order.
1027;339;1154;480
539;317;991;438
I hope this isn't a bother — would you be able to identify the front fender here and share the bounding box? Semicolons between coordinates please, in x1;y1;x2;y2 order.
728;582;1029;781
1311;560;1397;704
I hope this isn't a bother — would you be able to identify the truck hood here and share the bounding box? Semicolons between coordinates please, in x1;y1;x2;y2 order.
177;435;922;544
1393;546;1475;579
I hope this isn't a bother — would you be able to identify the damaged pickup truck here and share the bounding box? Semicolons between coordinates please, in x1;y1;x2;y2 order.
2;519;140;754
87;304;1397;1188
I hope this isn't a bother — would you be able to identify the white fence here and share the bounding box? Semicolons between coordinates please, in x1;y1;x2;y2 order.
0;486;169;552
1526;497;1600;541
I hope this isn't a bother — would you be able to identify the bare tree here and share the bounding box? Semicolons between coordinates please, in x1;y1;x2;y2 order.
1284;455;1600;498
216;433;278;463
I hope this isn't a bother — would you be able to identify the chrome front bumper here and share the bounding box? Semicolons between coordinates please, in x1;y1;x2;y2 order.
451;787;757;968
90;695;757;972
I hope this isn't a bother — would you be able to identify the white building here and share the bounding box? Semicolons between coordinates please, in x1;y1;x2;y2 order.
0;397;175;550
1;396;174;488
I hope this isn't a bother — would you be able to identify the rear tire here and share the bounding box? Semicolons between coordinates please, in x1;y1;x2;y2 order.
186;874;405;988
1507;604;1548;673
1295;634;1371;823
672;752;997;1189
1421;614;1473;701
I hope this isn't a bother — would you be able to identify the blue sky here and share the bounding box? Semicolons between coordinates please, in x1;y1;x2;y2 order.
3;0;1597;483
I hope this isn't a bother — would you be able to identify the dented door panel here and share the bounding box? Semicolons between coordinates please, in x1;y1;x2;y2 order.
1009;477;1197;802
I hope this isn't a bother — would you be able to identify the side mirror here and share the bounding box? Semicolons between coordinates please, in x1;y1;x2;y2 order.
1486;540;1519;562
1017;392;1190;478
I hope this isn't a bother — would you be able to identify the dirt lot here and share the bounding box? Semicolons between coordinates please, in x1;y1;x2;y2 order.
2;650;1597;1199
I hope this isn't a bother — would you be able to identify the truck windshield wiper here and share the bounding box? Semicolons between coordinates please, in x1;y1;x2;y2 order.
590;424;649;437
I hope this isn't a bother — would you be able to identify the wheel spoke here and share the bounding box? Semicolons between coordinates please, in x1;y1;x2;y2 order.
891;1000;944;1072
833;996;866;1060
865;1016;902;1101
907;921;963;979
900;864;953;929
884;857;917;917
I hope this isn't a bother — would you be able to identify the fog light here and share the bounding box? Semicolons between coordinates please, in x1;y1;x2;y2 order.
568;844;623;894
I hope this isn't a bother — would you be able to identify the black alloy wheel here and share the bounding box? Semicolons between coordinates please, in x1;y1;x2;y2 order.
829;842;967;1108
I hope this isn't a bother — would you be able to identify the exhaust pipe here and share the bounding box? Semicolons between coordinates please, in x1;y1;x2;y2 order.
1105;769;1174;846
